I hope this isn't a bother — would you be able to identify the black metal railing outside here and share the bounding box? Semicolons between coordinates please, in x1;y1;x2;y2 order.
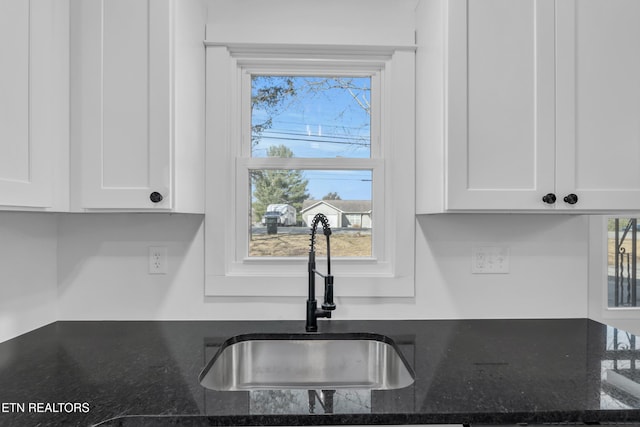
614;218;638;307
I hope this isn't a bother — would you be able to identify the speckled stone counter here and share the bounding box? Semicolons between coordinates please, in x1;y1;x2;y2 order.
1;319;639;426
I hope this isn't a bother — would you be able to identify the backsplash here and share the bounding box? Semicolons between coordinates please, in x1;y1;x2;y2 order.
57;213;589;321
1;211;590;342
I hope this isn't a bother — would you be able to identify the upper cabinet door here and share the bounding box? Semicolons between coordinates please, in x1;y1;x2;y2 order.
446;0;556;210
556;0;640;211
0;0;67;209
76;0;172;210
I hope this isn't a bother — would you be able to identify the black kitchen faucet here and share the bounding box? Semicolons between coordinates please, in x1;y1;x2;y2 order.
306;213;336;332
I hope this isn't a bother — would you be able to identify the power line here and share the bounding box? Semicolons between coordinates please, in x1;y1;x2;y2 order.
257;136;371;147
261;119;370;133
260;129;370;142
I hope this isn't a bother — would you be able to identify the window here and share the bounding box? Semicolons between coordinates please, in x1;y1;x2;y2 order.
248;75;374;258
607;218;640;308
205;44;415;297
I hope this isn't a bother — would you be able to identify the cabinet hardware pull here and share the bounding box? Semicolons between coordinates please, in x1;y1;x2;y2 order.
542;193;556;204
150;192;164;203
563;193;578;205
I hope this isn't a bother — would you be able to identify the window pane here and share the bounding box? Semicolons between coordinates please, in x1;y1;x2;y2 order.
250;169;372;257
607;218;640;308
251;76;371;158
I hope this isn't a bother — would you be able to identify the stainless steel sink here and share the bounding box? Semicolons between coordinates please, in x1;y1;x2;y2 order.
199;332;415;391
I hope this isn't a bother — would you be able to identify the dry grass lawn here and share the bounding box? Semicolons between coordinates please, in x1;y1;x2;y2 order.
249;233;372;257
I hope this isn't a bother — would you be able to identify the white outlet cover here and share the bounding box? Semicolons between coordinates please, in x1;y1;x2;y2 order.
149;246;168;274
472;246;509;274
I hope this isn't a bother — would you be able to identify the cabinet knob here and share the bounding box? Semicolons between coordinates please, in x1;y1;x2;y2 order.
149;192;164;203
542;193;556;204
563;193;578;205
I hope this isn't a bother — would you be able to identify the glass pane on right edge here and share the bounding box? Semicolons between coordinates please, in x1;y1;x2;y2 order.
608;218;640;307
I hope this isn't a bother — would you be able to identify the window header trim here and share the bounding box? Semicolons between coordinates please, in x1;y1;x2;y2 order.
203;41;417;57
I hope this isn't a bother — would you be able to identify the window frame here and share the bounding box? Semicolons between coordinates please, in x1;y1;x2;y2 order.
241;67;381;262
205;43;415;298
598;216;640;311
589;216;640;328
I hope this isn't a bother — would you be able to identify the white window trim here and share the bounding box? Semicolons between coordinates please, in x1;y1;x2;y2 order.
205;44;415;297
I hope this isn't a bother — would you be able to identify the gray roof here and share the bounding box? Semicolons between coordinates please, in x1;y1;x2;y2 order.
301;200;372;213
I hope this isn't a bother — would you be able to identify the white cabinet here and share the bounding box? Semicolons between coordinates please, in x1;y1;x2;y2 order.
556;0;640;211
417;0;640;213
71;0;205;212
0;0;68;210
446;0;555;211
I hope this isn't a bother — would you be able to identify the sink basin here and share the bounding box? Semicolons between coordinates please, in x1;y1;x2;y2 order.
199;332;415;391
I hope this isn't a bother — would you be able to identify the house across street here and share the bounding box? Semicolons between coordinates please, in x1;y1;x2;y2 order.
251;226;371;236
300;200;372;229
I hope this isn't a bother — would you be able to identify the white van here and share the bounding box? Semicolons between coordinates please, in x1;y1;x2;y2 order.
261;204;297;226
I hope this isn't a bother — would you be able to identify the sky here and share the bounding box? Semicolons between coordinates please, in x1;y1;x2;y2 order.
251;76;372;201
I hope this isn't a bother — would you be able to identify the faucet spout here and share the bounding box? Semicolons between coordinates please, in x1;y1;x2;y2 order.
306;213;336;332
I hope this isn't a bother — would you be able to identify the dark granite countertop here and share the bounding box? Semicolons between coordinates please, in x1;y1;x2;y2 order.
1;319;640;426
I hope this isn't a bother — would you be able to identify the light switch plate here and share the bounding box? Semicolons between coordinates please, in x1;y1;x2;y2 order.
472;246;509;274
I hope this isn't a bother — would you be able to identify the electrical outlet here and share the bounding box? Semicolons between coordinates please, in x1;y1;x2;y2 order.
149;246;167;274
472;246;509;274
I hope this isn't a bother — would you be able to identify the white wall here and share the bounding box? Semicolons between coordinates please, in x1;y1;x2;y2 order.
56;213;589;321
413;214;588;319
206;0;417;46
58;214;205;320
0;212;58;342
